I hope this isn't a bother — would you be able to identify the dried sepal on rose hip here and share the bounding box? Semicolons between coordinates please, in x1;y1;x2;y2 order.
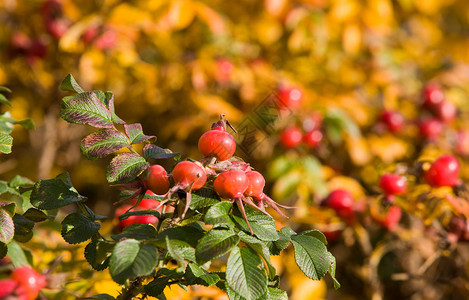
198;114;237;162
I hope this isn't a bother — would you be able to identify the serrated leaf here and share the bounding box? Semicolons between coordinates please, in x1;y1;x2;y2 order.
60;74;85;93
238;232;276;280
143;144;179;160
291;234;333;281
13;213;34;243
144;277;169;297
81;129;130;159
190;188;221;210
269;227;293;255
196;228;239;264
7;241;30;267
267;287;288;300
105;92;125;124
85;239;115;271
0;202;15;217
111;223;157;241
109;239;158;284
106;152;149;184
232;206;279;241
185;263;220;286
226;246;268;300
0;209;14;243
156;224;205;248
23;208;48;222
0;242;6;259
165;236;186;267
0;93;11;107
61;213;100;244
204;201;235;228
9;175;34;188
0;132;13;154
301;229;328;245
61;92;113;128
125;123;156;144
0;181;9;194
30;172;86;210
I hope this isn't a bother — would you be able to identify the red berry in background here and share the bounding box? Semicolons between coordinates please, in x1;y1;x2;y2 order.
423;83;444;107
10;33;31;54
146;165;170;195
83;26;99;44
433;100;457;123
215;58;234;82
456;130;469;156
303;129;323;148
0;279;19;298
424;155;460;187
45;19;69;39
28;39;47;58
302;112;322;132
214;169;249;199
115;204;158;231
324;189;354;219
11;266;46;300
380;110;404;133
381;206;402;231
277;86;303;109
198;129;236;161
172;161;207;191
94;30;117;50
280;126;302;148
419;118;443;140
379;173;406;196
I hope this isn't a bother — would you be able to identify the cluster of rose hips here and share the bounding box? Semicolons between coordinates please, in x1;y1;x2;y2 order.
0;265;46;300
280;112;324;149
116;115;292;234
41;0;70;40
321;154;461;236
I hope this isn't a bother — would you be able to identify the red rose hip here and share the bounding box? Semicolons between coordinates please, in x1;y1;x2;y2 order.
146;165;170;195
280;126;302;148
379;174;406;196
424;155;460;187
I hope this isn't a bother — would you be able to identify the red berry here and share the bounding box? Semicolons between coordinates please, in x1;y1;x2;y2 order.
456;131;469;156
172;161;207;191
379;174;406;196
0;279;19;298
278;86;303;109
198;130;236;161
45;19;69;39
146;165;170;195
280;126;302;148
214;169;249;199
303;130;323;148
423;83;444;107
324;189;354;219
381;206;402;231
82;26;99;44
11;266;46;300
94;30;117;50
419;118;443;140
433;100;457;123
244;170;265;199
380;110;404;133
28;39;47;58
10;33;31;53
215;58;234;82
131;190;160;210
302;112;322;132
115;204;158;231
424;155;460;187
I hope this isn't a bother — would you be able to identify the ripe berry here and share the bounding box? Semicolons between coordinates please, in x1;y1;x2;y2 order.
433;100;457;123
456;131;469;156
45;19;69;39
94;30;117;50
198;130;236;161
115;204;158;231
379;174;406;196
172;161;207;191
424;155;460;187
280;126;302;148
131;190;160;210
83;26;99;44
380;206;402;231
11;266;46;300
214;169;249;200
302;112;322;132
380;110;404;133
215;58;234;83
146;165;170;195
419;118;443;140
278;86;303;109
0;279;19;298
423;84;444;107
303;130;323;148
324;189;354;220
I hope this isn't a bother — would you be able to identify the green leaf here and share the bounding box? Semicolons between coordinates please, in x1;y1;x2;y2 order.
111;223;157;241
190;188;221;210
81;129;130;159
0;132;13;154
60;74;85;93
61;92;113;128
267;287;288;300
109;239;158;284
232;206;279;241
0;202;16;217
7;241;30;267
0;94;11;107
106;152;149;184
196;228;240;264
238;232;276;280
124;123;156;144
226;246;268;300
327;252;340;289
30;172;86;210
165;235;186;267
301;229;328;245
0;242;6;259
0;209;14;243
204;201;235;228
118;209;161;221
13;213;34;243
185;263;220;286
105;92;125;125
156;224;205;248
0;181;9;194
291;234;333;281
269;227;293;255
61;213;100;244
9;175;34;188
85;239;115;271
144;277;169;298
143;144;179;160
23;208;48;222
0;86;12;93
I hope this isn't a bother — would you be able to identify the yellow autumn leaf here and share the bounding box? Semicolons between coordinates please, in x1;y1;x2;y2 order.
368;134;410;163
345;135;372;166
167;0;195;30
